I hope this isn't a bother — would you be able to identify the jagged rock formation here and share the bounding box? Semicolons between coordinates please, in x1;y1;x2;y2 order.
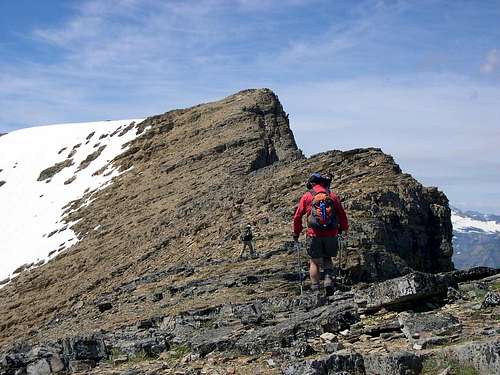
0;89;484;375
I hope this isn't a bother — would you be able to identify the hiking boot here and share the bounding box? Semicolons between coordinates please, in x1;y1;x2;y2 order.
324;275;333;289
309;283;326;306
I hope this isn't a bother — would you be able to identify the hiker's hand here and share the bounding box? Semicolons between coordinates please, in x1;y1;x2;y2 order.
292;233;299;242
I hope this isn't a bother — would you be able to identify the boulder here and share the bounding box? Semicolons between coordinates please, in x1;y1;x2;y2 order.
189;326;235;357
398;312;461;341
355;272;447;311
26;359;51;375
282;351;365;375
61;333;107;361
481;291;500;308
363;351;422;375
442;339;500;375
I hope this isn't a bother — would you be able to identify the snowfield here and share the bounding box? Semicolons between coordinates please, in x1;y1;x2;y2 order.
451;210;500;234
0;119;145;285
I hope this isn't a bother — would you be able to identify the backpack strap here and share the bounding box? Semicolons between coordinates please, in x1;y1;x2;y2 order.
310;187;330;196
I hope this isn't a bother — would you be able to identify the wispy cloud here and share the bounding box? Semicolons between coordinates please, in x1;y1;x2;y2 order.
272;0;409;65
481;48;499;74
0;0;323;130
280;74;500;213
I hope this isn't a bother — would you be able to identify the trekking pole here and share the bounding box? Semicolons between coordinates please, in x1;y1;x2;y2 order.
337;234;343;284
294;239;304;296
338;233;347;284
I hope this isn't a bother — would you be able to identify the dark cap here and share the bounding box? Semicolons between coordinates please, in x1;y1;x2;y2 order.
306;172;332;189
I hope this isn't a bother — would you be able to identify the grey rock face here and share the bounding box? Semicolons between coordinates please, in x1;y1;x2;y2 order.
235;301;359;355
188;326;235;357
26;359;51;375
442;339;500;375
363;351;422;375
61;333;106;361
354;272;447;311
283;351;365;375
398;312;461;340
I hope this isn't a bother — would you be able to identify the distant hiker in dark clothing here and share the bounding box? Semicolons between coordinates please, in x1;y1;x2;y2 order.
239;224;257;258
292;173;349;291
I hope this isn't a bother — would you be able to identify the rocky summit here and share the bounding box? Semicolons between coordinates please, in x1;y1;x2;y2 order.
0;89;498;374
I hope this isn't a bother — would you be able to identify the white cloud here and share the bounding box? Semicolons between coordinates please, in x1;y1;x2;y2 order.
278;75;500;213
481;48;499;74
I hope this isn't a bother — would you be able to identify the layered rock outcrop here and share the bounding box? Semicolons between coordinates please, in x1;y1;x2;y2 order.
0;89;464;374
1;269;498;374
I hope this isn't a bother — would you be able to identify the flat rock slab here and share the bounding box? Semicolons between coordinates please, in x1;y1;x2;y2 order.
189;326;236;356
355;272;447;311
398;311;461;340
443;267;499;285
235;302;359;355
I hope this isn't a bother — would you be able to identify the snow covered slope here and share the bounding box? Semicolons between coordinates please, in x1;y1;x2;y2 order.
451;208;500;269
0;119;145;285
451;208;500;234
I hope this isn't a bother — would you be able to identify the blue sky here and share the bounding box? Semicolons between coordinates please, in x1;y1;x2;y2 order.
1;0;499;213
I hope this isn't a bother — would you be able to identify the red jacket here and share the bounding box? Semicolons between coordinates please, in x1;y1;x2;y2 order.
293;184;349;237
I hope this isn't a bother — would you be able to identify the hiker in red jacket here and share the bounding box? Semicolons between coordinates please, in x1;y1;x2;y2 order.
292;173;349;291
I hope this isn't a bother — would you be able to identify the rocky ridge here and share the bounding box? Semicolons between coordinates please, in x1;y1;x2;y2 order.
0;89;496;374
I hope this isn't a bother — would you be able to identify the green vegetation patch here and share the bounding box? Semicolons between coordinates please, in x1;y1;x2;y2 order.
107;347;159;366
161;344;192;367
422;354;479;375
492;280;500;292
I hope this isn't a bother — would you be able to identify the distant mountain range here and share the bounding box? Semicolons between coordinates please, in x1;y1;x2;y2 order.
451;207;500;269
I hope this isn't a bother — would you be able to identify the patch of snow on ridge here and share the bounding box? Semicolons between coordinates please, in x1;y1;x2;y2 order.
0;119;145;285
451;211;500;234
